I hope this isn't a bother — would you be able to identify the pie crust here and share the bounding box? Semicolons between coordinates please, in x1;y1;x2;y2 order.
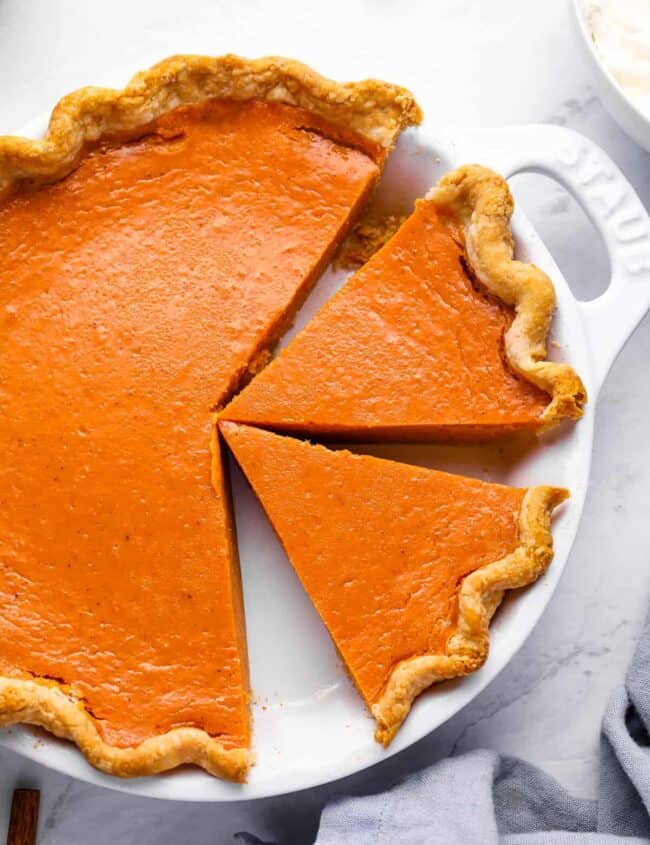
0;53;422;200
372;485;567;745
0;54;421;781
428;165;587;427
0;677;250;780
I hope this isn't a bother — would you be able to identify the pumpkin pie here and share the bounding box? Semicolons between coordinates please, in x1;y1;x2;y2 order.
0;55;421;779
221;421;567;744
222;165;587;440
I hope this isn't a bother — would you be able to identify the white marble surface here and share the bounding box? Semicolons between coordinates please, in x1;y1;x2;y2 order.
0;0;649;841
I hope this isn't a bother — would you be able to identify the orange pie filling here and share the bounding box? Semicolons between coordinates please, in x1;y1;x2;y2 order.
0;99;381;758
221;423;528;713
222;199;552;439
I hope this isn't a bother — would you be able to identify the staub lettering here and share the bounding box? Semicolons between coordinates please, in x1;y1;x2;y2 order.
556;142;650;276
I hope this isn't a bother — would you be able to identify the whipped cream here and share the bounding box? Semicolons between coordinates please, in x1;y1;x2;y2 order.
584;0;650;119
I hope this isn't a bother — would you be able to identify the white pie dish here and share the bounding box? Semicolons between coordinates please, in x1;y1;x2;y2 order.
1;117;649;802
571;0;650;153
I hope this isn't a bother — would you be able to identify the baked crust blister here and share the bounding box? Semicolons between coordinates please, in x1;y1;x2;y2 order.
0;53;421;781
372;485;568;745
0;53;422;199
427;165;587;427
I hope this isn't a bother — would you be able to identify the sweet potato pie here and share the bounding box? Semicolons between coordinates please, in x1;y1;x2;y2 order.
0;54;583;780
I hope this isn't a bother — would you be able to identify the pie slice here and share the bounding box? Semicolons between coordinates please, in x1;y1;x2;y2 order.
222;165;587;441
0;55;420;779
221;421;567;745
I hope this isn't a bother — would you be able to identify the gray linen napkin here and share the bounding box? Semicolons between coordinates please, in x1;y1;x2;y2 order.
314;610;650;843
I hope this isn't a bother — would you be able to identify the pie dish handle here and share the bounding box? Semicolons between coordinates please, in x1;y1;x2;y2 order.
457;123;650;394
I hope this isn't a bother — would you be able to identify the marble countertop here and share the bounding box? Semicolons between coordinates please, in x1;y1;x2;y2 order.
0;0;648;841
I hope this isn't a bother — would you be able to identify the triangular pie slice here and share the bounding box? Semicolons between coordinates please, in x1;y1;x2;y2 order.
221;421;567;744
222;165;587;441
0;55;420;779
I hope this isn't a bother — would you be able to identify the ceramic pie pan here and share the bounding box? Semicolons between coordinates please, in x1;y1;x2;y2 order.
1;119;649;802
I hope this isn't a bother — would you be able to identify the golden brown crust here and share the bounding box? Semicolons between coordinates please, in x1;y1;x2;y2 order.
0;678;251;780
372;485;568;745
427;165;587;427
0;53;422;199
334;210;408;270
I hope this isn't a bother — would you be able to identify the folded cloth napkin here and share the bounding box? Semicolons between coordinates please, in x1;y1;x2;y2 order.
315;609;650;844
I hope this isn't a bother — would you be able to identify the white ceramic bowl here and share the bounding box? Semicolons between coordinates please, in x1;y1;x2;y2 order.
571;0;650;153
1;119;649;802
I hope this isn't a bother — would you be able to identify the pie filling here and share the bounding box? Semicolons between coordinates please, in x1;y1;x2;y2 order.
221;200;551;439
221;422;525;707
0;99;380;749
